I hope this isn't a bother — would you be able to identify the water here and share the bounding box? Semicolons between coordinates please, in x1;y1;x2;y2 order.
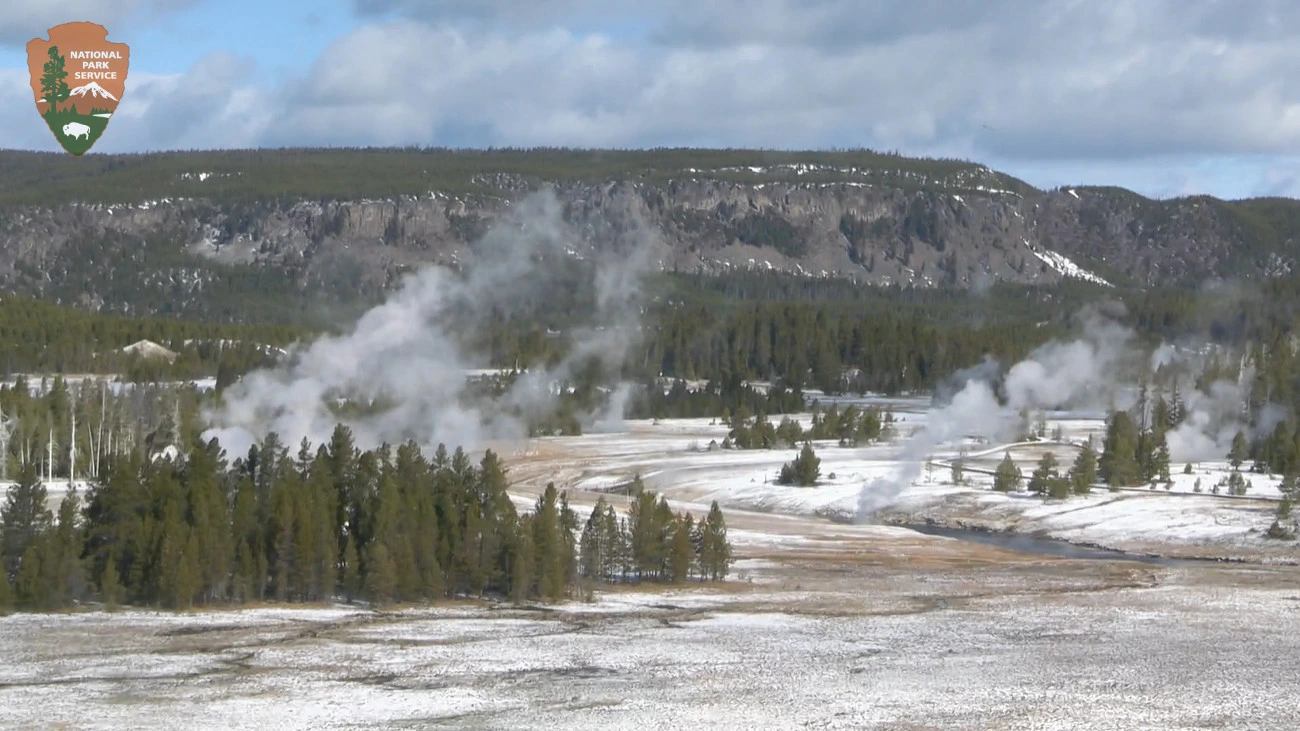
903;523;1184;566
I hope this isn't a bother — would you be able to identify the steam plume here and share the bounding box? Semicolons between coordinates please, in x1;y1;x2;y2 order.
201;189;657;459
854;309;1140;521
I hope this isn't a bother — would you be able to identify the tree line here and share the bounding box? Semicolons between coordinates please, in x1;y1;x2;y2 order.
0;147;996;207
0;426;734;614
15;264;1300;405
0;293;300;378
724;404;895;450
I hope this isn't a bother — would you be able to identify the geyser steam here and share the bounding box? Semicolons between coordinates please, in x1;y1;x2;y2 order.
854;309;1143;522
853;305;1275;522
202;189;657;459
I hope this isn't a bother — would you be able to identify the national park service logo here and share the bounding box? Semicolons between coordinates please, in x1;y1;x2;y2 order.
27;22;129;156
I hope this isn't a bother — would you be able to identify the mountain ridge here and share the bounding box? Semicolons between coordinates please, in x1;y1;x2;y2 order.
1;147;1298;322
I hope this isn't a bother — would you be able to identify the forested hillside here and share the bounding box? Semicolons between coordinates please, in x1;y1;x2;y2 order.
3;147;1300;327
7;267;1300;397
0;294;304;380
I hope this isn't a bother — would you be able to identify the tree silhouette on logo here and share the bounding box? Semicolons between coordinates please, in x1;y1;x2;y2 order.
40;46;70;116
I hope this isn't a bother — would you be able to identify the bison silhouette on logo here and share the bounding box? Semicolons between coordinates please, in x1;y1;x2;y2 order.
62;121;91;139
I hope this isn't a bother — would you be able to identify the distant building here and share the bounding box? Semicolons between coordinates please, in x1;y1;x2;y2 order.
122;339;178;363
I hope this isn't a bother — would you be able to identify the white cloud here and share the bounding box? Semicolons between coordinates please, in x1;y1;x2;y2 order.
4;0;1300;200
1;52;271;154
266;9;1300;162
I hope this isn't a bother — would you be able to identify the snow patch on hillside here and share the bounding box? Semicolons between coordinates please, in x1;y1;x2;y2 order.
1026;243;1113;287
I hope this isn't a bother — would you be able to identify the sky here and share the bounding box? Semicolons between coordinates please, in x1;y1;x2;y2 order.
2;0;1299;200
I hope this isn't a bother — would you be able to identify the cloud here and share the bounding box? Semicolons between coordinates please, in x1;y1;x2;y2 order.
2;50;270;154
321;7;1300;164
0;0;195;47
4;0;1300;200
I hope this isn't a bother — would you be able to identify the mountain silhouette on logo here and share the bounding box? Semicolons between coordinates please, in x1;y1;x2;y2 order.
69;81;117;101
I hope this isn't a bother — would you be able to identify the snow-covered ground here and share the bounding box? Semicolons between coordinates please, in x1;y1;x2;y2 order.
5;403;1293;561
506;406;1298;562
4;402;1300;729
3;571;1300;730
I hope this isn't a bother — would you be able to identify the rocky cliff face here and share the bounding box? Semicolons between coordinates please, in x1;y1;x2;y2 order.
1;159;1295;320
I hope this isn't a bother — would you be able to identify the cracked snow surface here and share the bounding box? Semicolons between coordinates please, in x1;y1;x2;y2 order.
3;572;1300;730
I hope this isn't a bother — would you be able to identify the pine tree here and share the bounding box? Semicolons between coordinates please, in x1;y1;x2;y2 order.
1281;472;1300;499
1047;474;1071;500
100;555;122;610
371;454;419;601
184;439;231;603
1028;452;1059;495
993;453;1022;492
626;487;660;582
341;533;361;603
579;498;604;581
15;538;48;609
175;531;201;610
473;449;517;595
557;491;579;587
409;484;444;601
268;477;296;602
653;496;675;579
778;443;820;486
669;515;694;583
1099;411;1141;487
229;474;260;603
47;487;86;608
156;492;196;609
508;517;535;603
326;424;359;558
532;483;566;601
1229;431;1248;470
1070;439;1097;494
1152;440;1171;483
2;461;52;576
581;498;624;584
364;542;397;606
1151;396;1170;440
455;498;485;596
1169;381;1186;427
699;501;732;580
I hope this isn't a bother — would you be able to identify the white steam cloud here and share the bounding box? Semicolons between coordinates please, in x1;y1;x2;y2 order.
855;306;1283;520
855;309;1144;521
1163;380;1246;463
201;189;657;460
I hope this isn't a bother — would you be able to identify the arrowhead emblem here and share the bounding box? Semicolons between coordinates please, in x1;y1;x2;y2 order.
26;23;130;156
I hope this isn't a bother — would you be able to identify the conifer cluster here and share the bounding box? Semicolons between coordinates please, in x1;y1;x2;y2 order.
0;427;734;613
578;478;731;588
722;404;893;451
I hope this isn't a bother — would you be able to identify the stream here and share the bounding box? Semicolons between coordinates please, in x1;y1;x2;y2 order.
902;523;1185;566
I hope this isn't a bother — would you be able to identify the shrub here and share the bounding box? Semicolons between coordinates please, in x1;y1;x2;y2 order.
778;444;821;487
